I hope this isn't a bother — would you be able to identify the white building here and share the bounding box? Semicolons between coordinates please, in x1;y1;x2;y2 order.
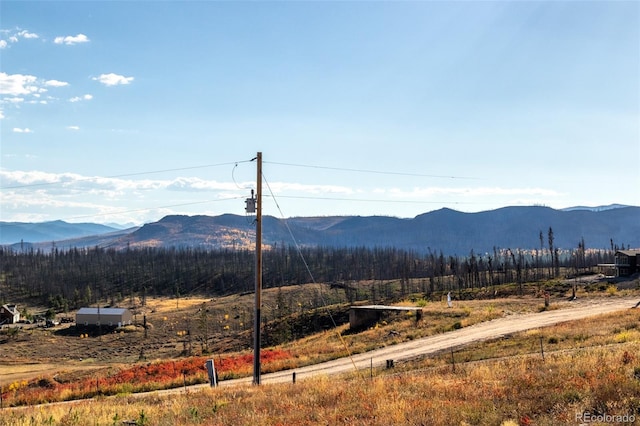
76;307;133;327
0;304;20;324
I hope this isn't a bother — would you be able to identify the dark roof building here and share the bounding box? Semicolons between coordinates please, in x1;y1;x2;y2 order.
615;250;640;277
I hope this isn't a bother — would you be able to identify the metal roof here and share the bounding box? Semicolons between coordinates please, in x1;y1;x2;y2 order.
617;250;640;256
76;307;130;315
1;304;19;314
350;305;421;311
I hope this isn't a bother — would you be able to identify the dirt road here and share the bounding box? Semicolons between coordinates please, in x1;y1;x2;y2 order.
213;296;639;388
7;296;638;407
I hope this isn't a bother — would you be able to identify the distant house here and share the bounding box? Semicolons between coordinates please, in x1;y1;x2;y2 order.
75;307;133;327
614;250;640;277
0;304;20;324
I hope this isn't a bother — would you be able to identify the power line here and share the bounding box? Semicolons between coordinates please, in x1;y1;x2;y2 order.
1;157;484;222
265;161;480;180
1;159;478;191
48;196;245;222
270;194;479;205
0;160;253;190
4;193;475;225
262;171;363;378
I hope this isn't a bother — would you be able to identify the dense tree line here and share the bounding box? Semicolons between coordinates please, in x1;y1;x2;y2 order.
0;228;623;312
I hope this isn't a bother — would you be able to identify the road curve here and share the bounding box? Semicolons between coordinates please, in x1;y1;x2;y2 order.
215;297;639;387
7;297;638;408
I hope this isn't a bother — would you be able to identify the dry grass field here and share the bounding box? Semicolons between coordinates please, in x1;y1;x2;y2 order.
1;276;639;424
2;307;639;425
0;281;549;384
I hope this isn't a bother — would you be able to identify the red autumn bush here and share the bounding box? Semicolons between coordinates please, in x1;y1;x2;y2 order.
3;349;293;407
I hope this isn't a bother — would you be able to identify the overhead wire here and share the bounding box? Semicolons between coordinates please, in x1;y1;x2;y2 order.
44;196;246;222
262;170;364;379
5;159;466;375
265;161;480;180
0;160;253;190
1;159;255;223
231;162;253;191
2;157;480;223
273;194;477;206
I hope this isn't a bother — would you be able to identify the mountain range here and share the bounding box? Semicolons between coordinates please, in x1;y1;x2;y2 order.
0;220;123;246
1;206;639;255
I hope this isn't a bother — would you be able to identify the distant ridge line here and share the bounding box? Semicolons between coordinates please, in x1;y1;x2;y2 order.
2;205;639;255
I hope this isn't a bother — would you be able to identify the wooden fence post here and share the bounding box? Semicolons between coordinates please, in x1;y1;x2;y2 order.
451;348;456;372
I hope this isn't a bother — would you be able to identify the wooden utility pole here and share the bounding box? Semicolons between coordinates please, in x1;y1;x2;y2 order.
253;152;263;385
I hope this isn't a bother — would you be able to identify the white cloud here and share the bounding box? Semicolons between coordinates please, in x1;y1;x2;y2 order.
0;170;386;224
0;28;39;49
0;110;4;119
93;73;134;86
0;170;165;193
0;73;72;108
13;128;33;133
70;94;93;102
18;30;39;39
2;190;118;217
0;72;38;96
166;177;244;192
270;181;354;195
0;168;245;225
1;169;80;186
67;126;80;131
54;33;89;45
45;79;69;87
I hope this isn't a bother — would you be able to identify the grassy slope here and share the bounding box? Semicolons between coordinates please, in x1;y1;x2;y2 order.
3;284;640;425
3;323;639;425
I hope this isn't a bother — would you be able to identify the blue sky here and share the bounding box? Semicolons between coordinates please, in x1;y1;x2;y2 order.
1;1;638;225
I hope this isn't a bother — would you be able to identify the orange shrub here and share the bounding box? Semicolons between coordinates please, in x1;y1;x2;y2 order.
4;349;293;407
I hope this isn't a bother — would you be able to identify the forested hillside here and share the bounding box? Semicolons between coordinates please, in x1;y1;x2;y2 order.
0;237;617;313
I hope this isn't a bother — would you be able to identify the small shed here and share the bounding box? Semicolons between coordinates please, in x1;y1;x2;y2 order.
0;304;20;324
76;307;133;327
349;305;422;330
